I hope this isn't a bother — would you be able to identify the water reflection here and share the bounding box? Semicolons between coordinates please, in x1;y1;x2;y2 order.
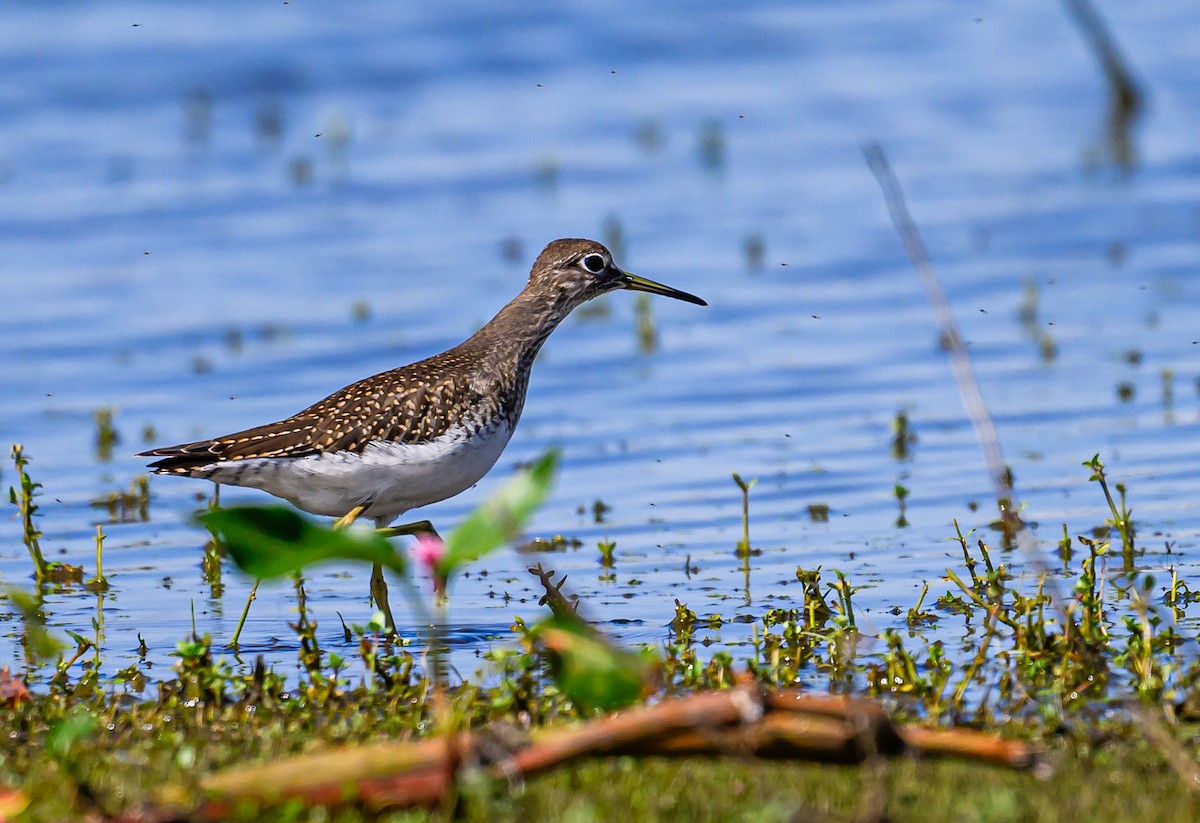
0;0;1197;687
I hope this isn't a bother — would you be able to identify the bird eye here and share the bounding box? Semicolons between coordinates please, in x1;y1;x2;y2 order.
581;253;606;274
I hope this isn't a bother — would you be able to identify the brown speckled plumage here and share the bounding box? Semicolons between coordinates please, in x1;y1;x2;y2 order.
139;238;706;520
140;345;525;473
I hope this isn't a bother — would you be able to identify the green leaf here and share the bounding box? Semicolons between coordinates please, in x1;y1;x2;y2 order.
48;707;99;760
199;506;407;580
732;472;758;493
439;450;559;576
64;630;92;650
4;588;66;663
533;613;654;713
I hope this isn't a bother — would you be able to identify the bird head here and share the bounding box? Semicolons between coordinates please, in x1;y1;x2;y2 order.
528;238;707;311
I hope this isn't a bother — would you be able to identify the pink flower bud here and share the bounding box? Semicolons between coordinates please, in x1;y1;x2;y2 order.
412;533;446;572
412;534;448;597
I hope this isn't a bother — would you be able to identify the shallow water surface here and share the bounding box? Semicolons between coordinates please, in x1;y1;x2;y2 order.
2;0;1199;685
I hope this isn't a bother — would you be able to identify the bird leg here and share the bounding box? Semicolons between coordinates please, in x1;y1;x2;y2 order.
367;515;429;636
369;521;442;636
375;519;440;540
335;511;439;637
369;562;398;635
329;506;400;635
332;504;367;530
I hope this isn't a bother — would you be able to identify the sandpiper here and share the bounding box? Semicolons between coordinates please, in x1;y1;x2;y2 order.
141;238;706;628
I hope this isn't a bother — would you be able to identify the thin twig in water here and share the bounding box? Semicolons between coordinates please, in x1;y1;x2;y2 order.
863;144;1012;521
863;143;1067;617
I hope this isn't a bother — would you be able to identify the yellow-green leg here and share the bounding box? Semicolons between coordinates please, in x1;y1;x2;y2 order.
333;504;367;530
230;504;384;648
369;562;398;634
376;519;440;540
369;519;440;634
329;505;402;633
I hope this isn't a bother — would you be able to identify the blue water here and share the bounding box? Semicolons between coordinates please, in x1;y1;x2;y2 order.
2;0;1199;685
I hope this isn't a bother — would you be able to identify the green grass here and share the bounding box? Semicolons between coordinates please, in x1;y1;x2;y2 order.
498;748;1200;823
41;742;1186;823
6;446;1200;821
12;715;1200;823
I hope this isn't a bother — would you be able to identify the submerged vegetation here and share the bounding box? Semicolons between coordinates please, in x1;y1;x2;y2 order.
2;442;1200;820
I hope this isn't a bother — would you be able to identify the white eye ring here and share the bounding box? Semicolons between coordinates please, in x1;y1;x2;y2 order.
581;253;606;274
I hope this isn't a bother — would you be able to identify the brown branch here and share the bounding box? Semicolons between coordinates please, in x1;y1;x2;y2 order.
897;726;1037;770
512;686;762;776
766;690;1036;768
764;690;904;756
631;713;876;764
367;686;763;810
121;687;1037;821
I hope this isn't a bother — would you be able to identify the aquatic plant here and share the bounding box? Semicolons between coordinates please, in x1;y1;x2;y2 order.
8;445;48;581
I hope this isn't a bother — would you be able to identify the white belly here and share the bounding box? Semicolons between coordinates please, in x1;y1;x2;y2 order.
196;421;514;524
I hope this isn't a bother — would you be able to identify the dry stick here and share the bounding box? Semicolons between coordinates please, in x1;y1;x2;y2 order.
529;561;1036;765
764;690;898;748
862;143;1068;620
163;688;1037;821
620;713;872;764
182;736;460;818
188;686;763;815
765;690;1033;769
491;686;760;777
896;726;1035;770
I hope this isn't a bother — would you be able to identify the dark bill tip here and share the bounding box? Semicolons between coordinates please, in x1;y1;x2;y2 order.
621;272;708;307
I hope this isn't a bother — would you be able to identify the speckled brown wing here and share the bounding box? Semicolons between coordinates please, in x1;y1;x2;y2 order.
290;367;471;453
137;357;471;474
137;417;322;473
